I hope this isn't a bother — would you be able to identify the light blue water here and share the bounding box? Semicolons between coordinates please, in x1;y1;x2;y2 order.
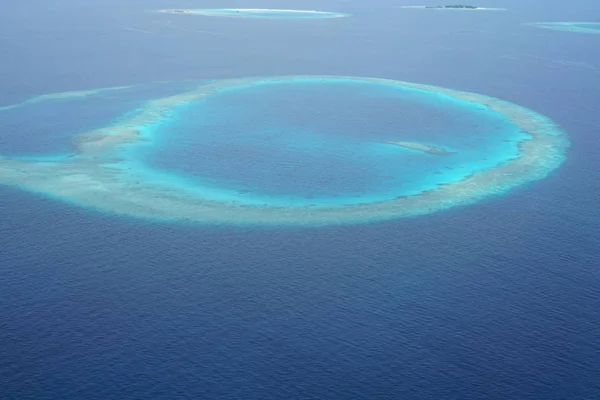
134;78;527;205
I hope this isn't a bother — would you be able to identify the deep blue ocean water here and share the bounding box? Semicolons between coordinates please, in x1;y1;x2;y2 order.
1;0;600;399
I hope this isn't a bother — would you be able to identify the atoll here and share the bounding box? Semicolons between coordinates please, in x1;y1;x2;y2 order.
0;76;569;226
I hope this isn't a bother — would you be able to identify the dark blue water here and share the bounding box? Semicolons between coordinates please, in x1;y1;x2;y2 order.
1;0;600;399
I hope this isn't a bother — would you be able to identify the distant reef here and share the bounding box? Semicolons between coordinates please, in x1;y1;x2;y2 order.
386;141;456;156
400;5;506;10
154;8;350;19
526;22;600;35
427;5;479;9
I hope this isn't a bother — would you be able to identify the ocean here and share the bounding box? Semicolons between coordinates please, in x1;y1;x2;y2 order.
1;0;599;398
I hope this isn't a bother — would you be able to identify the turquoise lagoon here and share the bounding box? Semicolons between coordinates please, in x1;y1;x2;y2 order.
0;76;568;225
135;78;526;206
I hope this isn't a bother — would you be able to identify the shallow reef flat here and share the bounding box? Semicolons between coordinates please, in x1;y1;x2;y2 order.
0;76;569;226
526;22;600;34
155;8;350;19
0;85;134;112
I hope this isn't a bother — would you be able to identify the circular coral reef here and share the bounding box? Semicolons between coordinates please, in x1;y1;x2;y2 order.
0;76;569;226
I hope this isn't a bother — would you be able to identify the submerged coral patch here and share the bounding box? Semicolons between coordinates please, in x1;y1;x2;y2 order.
0;76;568;226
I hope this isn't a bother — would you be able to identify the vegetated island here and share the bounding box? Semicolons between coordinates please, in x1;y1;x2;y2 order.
386;141;456;155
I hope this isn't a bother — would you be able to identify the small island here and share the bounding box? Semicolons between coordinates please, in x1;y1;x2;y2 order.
385;141;456;156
